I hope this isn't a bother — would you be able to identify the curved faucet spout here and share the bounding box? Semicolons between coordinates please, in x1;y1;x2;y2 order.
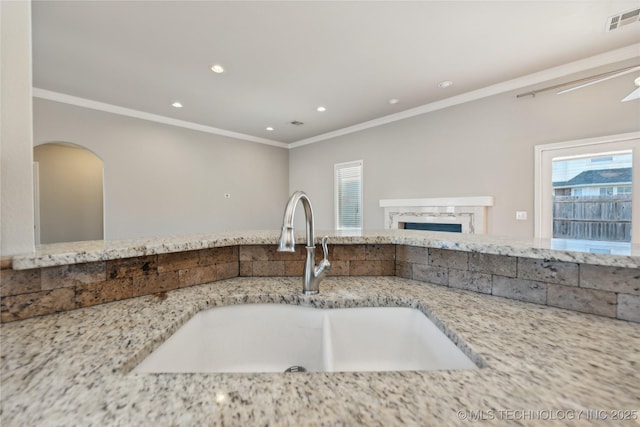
277;191;330;295
278;191;314;252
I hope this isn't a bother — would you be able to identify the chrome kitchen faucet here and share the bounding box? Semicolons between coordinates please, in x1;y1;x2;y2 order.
277;191;330;295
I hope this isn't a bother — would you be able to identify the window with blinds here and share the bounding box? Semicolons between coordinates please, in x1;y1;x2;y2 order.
334;160;363;230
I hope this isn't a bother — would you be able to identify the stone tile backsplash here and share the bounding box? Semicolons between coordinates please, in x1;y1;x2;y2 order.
239;244;395;277
0;246;240;322
396;247;639;323
617;294;640;322
1;243;638;323
516;257;579;286
491;276;547;305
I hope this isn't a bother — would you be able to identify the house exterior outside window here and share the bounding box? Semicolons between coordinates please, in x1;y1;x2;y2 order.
535;133;639;245
552;154;632;242
553;166;632;196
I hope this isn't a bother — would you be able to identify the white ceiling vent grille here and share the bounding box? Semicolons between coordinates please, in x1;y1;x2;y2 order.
607;8;640;31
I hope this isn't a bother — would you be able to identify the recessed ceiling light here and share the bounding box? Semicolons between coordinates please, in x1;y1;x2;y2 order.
316;106;326;112
438;80;453;89
388;98;399;105
266;126;274;131
171;101;183;108
210;64;225;74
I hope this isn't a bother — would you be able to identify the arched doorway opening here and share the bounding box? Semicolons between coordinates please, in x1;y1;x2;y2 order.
33;142;104;244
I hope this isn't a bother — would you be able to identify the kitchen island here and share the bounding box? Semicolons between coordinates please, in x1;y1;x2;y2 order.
1;275;639;426
1;230;639;425
2;230;639;324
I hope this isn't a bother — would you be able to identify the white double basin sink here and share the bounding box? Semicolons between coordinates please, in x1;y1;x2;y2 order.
134;304;478;374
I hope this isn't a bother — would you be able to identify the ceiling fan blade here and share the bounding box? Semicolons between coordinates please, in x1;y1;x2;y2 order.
621;86;640;102
556;65;640;95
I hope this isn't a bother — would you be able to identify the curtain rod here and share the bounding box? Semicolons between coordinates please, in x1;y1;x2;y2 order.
516;64;640;98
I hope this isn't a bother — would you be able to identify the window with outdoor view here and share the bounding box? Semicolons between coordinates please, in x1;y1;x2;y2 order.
334;160;363;231
552;152;632;242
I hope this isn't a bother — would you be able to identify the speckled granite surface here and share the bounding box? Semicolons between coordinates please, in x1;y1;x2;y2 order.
10;229;640;269
1;277;638;426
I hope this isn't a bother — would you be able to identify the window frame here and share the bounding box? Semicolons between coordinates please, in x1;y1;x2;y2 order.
334;160;363;231
534;132;640;243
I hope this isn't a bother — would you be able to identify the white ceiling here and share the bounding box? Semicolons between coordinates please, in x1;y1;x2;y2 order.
32;1;640;146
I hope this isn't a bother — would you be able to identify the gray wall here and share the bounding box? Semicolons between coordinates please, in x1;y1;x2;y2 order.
32;60;640;242
33;98;289;240
34;143;104;243
289;61;640;238
1;1;35;255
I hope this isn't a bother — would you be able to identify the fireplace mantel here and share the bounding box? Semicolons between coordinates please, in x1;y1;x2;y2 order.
379;196;494;234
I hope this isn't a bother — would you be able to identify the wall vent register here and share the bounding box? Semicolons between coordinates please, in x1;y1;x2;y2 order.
607;8;640;31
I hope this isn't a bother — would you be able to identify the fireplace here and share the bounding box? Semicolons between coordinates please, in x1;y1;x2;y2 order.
403;222;463;233
379;196;494;234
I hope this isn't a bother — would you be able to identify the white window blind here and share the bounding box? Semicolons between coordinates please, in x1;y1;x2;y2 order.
334;160;363;230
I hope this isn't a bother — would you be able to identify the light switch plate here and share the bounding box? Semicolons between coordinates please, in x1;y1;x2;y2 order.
516;211;527;220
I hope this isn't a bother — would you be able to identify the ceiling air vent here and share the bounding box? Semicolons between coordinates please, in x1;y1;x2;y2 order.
290;120;304;126
607;7;640;31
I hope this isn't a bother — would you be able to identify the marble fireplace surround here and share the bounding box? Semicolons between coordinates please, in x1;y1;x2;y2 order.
380;196;494;234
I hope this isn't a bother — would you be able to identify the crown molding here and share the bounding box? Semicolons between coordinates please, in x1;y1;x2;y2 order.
32;88;289;149
289;43;640;149
33;44;639;151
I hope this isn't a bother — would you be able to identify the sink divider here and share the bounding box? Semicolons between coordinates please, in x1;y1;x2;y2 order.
322;314;334;372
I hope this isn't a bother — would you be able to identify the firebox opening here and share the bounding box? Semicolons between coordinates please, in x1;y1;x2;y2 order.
402;222;463;233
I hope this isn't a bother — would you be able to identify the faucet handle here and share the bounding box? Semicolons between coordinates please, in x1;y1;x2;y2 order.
315;236;331;276
320;236;329;261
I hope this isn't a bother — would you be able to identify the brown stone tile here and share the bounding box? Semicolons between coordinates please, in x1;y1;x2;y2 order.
380;261;396;275
395;261;413;279
331;245;366;261
75;278;132;308
413;264;447;286
274;247;307;262
284;261;305;277
251;261;285;276
428;249;468;270
199;246;238;265
0;268;41;297
1;288;75;323
547;284;616;318
241;245;306;262
517;258;578;286
1;257;12;269
617;294;640;323
350;260;395;276
107;256;156;279
449;270;492;294
179;265;216;287
239;245;265;261
365;244;395;261
492;276;547;305
157;251;199;273
580;264;640;295
469;253;517;277
395;246;428;264
216;262;239;280
239;262;253;276
326;260;349;276
131;271;180;297
41;262;106;290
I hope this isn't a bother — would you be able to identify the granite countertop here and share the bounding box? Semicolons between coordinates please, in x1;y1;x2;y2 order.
1;276;639;426
9;229;640;269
